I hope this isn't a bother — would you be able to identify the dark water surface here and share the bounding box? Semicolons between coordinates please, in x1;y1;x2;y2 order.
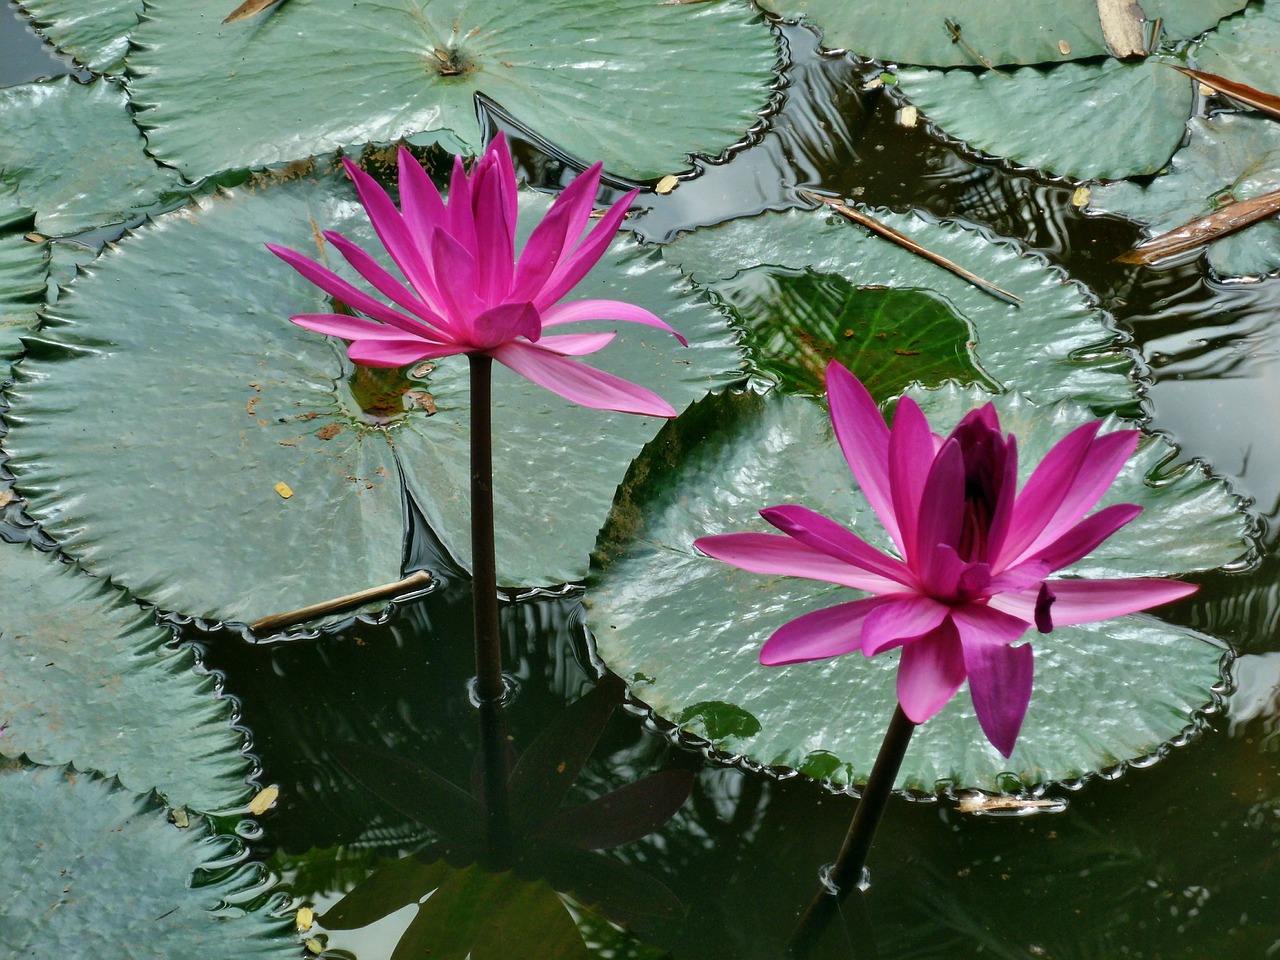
4;7;1279;959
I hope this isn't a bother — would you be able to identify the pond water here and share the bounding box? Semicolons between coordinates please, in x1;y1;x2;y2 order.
2;6;1279;959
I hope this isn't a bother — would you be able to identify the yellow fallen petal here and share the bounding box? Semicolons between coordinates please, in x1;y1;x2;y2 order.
248;784;280;815
655;175;679;195
296;907;314;931
1072;186;1091;208
274;481;293;499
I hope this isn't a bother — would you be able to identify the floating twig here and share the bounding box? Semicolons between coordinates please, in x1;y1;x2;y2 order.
1116;186;1280;266
802;191;1023;304
249;569;433;634
223;0;287;25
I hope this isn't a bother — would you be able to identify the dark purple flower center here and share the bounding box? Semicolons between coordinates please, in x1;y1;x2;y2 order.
952;412;1010;564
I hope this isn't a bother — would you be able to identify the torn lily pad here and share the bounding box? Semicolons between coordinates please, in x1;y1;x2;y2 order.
13;0;139;73
587;385;1247;792
0;763;295;960
0;541;250;811
1089;114;1280;277
664;207;1137;414
126;0;777;180
755;0;1245;67
895;57;1191;181
4;164;743;624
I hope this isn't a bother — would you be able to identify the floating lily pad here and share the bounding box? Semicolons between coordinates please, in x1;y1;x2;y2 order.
665;207;1136;414
5;164;743;623
0;541;250;809
126;0;777;181
1196;2;1280;101
895;58;1191;181
14;0;139;73
1088;114;1280;277
0;76;188;237
0;763;294;960
755;0;1245;66
0;195;47;374
587;385;1247;792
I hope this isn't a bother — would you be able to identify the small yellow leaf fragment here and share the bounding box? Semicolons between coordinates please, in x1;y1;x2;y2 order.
1198;82;1216;97
1058;39;1071;55
0;489;13;508
296;907;315;932
170;807;190;828
274;481;294;499
304;938;324;955
1072;186;1091;208
863;75;884;91
655;175;679;195
897;105;918;127
248;784;280;815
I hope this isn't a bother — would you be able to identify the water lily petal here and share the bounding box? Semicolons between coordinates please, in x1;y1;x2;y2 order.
535;332;617;356
826;361;901;550
1021;502;1142;573
759;596;894;665
760;504;915;587
396;146;446;252
534;189;639;310
348;337;462;367
540;299;689;346
913;438;966;588
472;301;541;349
693;531;909;593
889;396;941;559
444;153;478;254
290;313;448;343
512;163;604;303
896;620;967;725
861;594;951;656
998;577;1198;627
956;611;1035;757
430;228;484;336
471;140;516;304
321;230;453;333
490;341;676;417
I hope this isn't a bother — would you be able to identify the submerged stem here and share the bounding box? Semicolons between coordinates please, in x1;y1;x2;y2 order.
787;703;916;957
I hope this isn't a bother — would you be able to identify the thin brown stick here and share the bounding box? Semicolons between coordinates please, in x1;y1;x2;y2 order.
1116;187;1280;266
223;0;285;24
249;569;433;634
1169;66;1280;122
802;191;1023;304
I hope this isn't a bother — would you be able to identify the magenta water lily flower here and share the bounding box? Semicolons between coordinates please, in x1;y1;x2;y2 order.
695;362;1198;757
267;134;686;417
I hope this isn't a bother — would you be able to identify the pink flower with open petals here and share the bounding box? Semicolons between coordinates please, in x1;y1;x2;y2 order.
267;134;686;417
695;362;1197;757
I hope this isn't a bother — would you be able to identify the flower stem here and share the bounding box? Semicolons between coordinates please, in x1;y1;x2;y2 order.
787;703;916;956
469;353;512;864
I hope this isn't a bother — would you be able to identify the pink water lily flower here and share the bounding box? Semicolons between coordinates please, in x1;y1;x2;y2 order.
267;134;685;417
695;362;1197;756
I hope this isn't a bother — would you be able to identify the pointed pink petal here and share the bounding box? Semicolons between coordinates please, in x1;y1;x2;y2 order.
533;188;637;310
536;332;617;356
267;242;431;337
895;620;967;724
760;596;896;665
322;231;453;333
999;427;1139;568
396;146;446;245
430;229;484;334
490;341;675;417
912;438;965;587
489;133;519;234
954;608;1035;757
888;396;940;559
693;532;908;593
444;154;478;252
861;594;951;656
540;299;688;346
471;148;516;304
759;504;915;587
511;164;604;302
1020;502;1142;572
471;301;540;349
348;338;461;367
1006;577;1198;627
983;433;1020;562
290;313;448;343
825;362;901;549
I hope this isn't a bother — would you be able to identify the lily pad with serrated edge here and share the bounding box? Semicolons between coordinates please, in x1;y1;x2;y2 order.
0;762;295;960
14;0;139;73
0;540;250;811
895;57;1191;181
125;0;778;181
664;206;1137;414
586;384;1248;792
1195;1;1280;103
3;163;744;624
1088;113;1280;278
0;193;47;375
756;0;1246;66
0;76;189;237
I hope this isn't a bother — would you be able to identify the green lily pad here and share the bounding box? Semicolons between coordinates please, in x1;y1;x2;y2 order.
664;207;1136;414
0;541;250;810
125;0;777;181
755;0;1245;66
587;385;1248;792
1088;114;1280;278
13;0;139;73
0;762;295;960
1196;2;1280;101
895;57;1191;181
0;194;47;374
5;164;743;624
0;76;188;237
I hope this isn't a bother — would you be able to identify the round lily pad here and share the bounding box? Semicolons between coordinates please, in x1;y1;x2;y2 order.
0;76;188;237
1196;1;1280;101
587;385;1248;792
1088;114;1280;278
0;541;250;810
0;193;47;374
126;0;778;181
664;207;1137;414
4;163;743;624
755;0;1246;66
895;57;1191;181
13;0;138;73
0;762;295;960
